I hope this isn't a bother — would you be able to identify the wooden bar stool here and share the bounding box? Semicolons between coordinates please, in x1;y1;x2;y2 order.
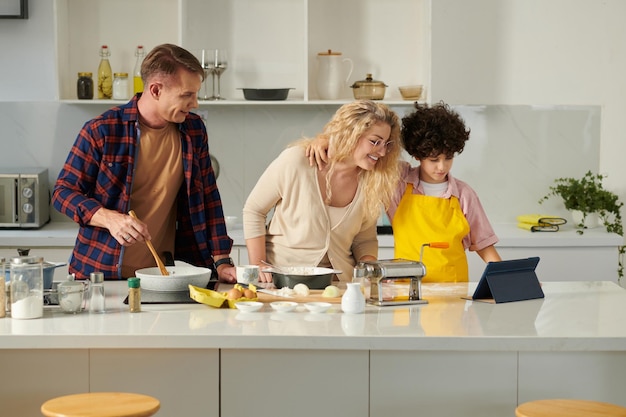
41;392;160;417
516;399;626;417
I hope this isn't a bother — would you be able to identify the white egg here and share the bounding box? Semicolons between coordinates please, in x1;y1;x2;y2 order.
293;283;310;296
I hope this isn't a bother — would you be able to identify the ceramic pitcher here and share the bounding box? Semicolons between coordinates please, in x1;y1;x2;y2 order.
316;50;354;100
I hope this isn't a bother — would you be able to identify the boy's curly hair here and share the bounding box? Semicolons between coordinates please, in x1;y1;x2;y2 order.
401;101;470;159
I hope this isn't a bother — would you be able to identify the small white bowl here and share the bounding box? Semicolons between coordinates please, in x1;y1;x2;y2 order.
234;301;263;313
304;302;332;314
270;301;298;313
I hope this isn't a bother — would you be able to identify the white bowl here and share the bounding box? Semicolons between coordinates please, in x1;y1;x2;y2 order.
270;301;298;313
304;302;332;314
234;301;263;313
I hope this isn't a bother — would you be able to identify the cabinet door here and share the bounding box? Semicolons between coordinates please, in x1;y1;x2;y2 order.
221;349;369;417
90;349;220;417
0;349;89;416
370;351;518;417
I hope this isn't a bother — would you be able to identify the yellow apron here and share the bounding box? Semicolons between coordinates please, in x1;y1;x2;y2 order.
392;184;470;282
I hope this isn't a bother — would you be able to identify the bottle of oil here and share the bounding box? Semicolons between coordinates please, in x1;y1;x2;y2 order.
97;45;113;99
133;45;145;95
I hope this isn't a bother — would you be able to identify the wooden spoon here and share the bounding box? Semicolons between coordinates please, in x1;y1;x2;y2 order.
128;210;169;276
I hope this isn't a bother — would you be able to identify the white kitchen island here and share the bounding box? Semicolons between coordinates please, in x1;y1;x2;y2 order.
1;281;626;417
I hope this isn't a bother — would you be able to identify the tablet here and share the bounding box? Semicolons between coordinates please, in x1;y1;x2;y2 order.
465;257;544;303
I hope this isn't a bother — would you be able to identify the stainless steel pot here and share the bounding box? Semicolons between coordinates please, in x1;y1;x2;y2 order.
135;261;212;292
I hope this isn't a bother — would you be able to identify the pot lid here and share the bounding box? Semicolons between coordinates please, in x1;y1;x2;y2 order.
318;49;342;56
351;73;387;88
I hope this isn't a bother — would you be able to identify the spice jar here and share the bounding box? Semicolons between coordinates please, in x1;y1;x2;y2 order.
77;72;94;99
10;256;44;319
113;72;129;100
128;277;141;313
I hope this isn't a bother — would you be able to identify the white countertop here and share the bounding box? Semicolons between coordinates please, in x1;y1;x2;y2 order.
2;281;626;351
0;222;622;248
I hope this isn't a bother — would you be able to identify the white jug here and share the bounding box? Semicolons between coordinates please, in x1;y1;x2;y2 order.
316;50;354;100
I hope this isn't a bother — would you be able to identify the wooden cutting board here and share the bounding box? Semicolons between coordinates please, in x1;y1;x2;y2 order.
257;289;344;304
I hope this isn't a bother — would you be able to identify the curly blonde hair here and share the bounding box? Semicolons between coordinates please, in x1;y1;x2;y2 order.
297;100;401;221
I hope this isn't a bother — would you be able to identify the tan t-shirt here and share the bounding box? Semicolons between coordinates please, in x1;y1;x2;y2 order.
122;122;183;278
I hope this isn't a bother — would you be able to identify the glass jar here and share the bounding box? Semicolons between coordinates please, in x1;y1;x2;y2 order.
113;72;129;100
76;72;94;99
10;256;44;319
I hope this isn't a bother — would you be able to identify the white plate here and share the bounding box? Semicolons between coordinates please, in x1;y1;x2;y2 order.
270;301;298;313
304;302;331;314
234;301;263;313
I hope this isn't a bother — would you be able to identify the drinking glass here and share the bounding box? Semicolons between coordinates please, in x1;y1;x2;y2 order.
193;49;214;100
207;49;228;100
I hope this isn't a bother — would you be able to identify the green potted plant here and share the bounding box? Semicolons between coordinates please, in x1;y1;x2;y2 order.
539;170;624;279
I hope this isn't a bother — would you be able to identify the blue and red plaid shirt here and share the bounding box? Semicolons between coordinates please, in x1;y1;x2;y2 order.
52;95;233;279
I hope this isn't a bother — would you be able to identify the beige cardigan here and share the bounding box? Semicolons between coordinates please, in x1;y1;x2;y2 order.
243;146;378;281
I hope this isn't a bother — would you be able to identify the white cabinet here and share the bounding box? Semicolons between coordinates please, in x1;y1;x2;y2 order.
54;0;430;103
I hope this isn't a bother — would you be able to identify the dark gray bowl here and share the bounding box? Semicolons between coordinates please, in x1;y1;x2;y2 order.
239;88;294;101
265;266;340;289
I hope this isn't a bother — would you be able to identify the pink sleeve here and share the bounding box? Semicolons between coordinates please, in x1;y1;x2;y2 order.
456;181;499;252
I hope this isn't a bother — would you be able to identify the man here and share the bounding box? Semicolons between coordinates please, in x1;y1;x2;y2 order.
53;43;236;283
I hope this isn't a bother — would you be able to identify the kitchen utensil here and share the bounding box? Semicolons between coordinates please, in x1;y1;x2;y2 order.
239;88;294;101
10;255;44;319
398;85;424;100
350;73;387;100
263;266;341;289
193;49;214;100
316;49;353;100
353;242;448;306
57;280;87;313
135;261;212;292
236;265;259;284
270;301;298;312
208;49;227;100
304;301;331;313
3;259;65;290
234;301;263;313
259;260;287;273
128;210;168;276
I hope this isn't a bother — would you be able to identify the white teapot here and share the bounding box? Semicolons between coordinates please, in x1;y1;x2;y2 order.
316;49;354;100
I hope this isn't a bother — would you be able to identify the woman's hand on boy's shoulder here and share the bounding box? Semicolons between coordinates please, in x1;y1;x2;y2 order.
305;137;329;170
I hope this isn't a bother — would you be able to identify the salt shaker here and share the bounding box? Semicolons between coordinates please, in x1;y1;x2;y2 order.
89;272;106;313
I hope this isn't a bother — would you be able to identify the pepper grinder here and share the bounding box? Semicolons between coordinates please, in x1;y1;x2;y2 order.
89;272;106;313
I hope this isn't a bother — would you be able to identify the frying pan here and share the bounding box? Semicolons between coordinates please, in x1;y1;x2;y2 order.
135;261;212;292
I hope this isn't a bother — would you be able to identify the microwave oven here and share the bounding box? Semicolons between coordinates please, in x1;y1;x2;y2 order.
0;168;50;228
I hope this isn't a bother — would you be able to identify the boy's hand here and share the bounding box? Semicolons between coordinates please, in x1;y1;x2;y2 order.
305;137;330;170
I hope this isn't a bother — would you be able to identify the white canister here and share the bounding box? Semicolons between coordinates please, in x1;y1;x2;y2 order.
10;256;44;319
316;50;354;100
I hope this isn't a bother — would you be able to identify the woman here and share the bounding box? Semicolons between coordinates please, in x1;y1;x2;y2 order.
243;100;402;283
